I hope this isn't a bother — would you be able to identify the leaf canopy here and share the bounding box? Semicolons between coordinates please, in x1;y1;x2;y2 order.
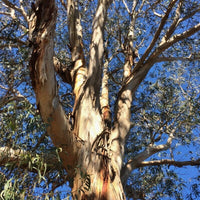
0;0;200;199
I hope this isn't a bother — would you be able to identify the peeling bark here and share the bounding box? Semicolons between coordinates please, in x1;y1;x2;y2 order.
67;0;87;101
28;0;79;177
66;0;127;199
26;0;200;199
101;55;111;130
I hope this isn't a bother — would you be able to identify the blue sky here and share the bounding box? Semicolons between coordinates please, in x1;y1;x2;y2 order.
0;0;200;199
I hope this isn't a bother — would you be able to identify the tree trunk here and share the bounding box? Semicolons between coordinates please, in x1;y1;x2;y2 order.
71;112;126;199
28;0;126;199
72;159;125;200
70;87;126;199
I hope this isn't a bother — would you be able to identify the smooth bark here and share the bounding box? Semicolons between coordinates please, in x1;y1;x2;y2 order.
28;0;79;177
67;0;126;199
24;0;200;199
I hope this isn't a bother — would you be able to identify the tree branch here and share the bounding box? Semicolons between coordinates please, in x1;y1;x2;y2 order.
149;23;200;61
2;0;28;22
0;36;28;47
134;0;178;71
179;7;200;24
122;0;138;82
87;0;112;98
137;159;200;168
121;128;175;184
0;87;31;110
122;0;131;15
28;0;78;176
155;54;200;62
163;0;182;41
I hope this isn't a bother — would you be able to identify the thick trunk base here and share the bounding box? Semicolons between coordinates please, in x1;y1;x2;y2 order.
72;156;125;200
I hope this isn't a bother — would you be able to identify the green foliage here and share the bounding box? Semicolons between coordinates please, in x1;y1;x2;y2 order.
0;0;200;199
124;62;200;199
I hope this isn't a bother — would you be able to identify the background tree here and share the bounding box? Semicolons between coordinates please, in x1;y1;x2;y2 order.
0;0;200;199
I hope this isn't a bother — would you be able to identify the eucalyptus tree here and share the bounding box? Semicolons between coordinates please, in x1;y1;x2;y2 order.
0;0;200;199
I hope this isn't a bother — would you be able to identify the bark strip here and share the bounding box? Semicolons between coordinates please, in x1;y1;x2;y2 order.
101;54;111;130
67;0;87;100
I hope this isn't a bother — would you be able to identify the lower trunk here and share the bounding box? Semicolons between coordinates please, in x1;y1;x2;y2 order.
72;153;125;200
69;94;126;199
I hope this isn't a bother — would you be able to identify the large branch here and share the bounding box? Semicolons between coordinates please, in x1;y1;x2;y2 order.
87;0;112;98
112;1;178;142
111;2;145;172
112;0;139;142
114;22;200;140
29;0;78;176
148;22;200;63
113;61;152;143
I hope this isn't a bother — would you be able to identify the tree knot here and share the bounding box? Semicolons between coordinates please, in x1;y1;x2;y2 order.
92;129;111;160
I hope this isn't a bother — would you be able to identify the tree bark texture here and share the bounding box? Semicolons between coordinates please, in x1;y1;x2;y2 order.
14;0;198;198
29;0;125;199
28;0;200;199
0;0;199;198
28;0;79;177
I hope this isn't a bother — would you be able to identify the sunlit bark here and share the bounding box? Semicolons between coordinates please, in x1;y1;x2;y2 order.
28;0;78;177
15;0;200;199
67;0;126;198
